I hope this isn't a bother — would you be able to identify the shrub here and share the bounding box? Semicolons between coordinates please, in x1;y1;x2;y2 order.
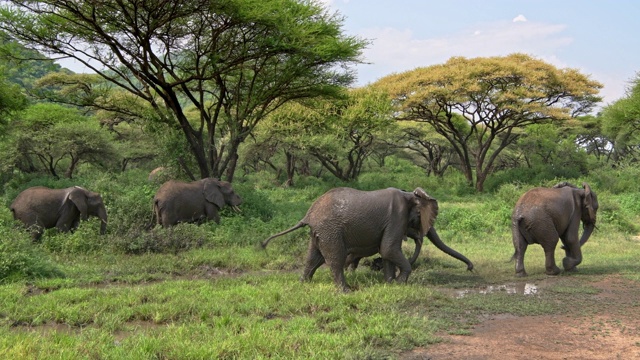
40;221;108;254
0;226;64;282
112;224;209;254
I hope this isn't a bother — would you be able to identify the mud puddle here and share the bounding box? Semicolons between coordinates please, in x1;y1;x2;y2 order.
454;282;540;298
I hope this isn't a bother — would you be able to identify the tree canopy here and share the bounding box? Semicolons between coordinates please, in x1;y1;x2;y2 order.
600;74;640;162
374;53;603;191
0;0;366;181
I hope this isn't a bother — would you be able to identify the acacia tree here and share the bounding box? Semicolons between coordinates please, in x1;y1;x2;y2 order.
374;53;602;191
599;74;640;163
6;103;117;178
249;87;394;183
389;122;458;177
307;88;394;181
0;0;366;181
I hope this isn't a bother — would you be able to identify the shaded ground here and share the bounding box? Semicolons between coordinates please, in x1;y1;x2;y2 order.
404;275;640;360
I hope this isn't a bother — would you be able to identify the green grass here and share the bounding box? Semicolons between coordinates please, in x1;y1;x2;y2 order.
1;168;640;358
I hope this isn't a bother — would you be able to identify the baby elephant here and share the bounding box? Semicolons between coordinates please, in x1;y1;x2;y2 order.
152;178;242;227
511;182;598;276
11;186;108;240
262;187;473;292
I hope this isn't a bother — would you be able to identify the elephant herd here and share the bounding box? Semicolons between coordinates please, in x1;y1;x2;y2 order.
9;179;598;292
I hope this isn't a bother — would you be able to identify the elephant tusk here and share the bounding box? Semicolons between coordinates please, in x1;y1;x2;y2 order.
232;206;242;213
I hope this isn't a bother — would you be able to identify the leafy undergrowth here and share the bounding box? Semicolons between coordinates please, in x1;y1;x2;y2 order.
2;169;640;358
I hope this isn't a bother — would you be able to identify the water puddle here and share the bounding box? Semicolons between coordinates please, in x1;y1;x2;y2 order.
455;283;539;298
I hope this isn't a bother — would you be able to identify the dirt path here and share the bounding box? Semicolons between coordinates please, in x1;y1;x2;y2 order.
403;275;640;360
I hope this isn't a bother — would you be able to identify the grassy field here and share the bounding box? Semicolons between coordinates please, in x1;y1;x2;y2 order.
1;165;640;359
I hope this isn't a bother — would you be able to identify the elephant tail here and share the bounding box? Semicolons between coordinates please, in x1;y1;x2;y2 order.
261;221;308;249
510;216;532;262
145;199;159;230
516;216;535;244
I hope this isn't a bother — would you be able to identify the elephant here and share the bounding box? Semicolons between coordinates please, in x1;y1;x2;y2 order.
261;187;474;292
10;186;108;240
152;178;242;227
148;166;168;183
511;182;598;277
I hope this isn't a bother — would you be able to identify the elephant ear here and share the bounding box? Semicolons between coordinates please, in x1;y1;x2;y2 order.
203;179;225;208
582;182;596;223
413;187;438;237
67;187;89;220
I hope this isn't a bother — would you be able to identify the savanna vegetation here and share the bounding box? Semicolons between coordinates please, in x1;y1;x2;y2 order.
0;0;639;359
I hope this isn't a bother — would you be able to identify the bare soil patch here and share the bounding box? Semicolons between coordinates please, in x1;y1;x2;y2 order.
404;275;640;360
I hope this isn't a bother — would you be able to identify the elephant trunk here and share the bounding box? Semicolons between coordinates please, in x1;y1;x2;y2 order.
407;237;423;265
579;222;595;247
97;205;108;235
426;227;474;271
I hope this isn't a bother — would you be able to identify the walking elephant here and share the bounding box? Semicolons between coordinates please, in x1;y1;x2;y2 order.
152;178;242;227
261;187;474;292
10;186;108;240
511;182;598;277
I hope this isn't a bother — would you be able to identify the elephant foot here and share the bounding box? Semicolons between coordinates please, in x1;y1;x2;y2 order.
565;266;579;273
545;266;562;276
515;271;528;277
562;257;581;272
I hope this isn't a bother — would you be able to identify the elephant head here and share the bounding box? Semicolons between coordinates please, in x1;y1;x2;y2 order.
578;182;598;246
66;186;108;235
202;178;242;212
410;187;438;238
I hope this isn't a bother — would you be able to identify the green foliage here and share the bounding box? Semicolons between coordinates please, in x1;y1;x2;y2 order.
0;32;64;90
41;222;108;254
375;53;603;191
600;74;640;163
0;0;367;181
587;161;640;194
115;224;209;255
0;228;63;282
3;103;119;179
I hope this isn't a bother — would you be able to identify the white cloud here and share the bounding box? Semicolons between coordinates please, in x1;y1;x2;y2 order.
354;19;572;85
513;14;528;22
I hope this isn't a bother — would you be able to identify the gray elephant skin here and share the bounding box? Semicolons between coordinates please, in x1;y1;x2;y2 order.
152;178;242;227
10;186;108;240
345;235;422;271
262;187;474;291
511;182;598;277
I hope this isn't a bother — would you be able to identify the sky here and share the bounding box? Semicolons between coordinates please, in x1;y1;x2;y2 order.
318;0;639;107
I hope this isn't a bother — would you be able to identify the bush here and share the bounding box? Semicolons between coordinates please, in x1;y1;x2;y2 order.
40;221;108;254
0;227;64;282
112;224;209;254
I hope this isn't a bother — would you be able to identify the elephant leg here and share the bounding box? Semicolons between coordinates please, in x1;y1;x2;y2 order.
512;225;529;277
380;243;411;283
301;241;325;283
344;254;361;271
560;238;582;272
321;247;349;292
204;203;220;224
542;240;561;275
382;260;397;282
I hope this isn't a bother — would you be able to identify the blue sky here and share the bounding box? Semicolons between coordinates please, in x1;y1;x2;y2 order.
320;0;639;106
